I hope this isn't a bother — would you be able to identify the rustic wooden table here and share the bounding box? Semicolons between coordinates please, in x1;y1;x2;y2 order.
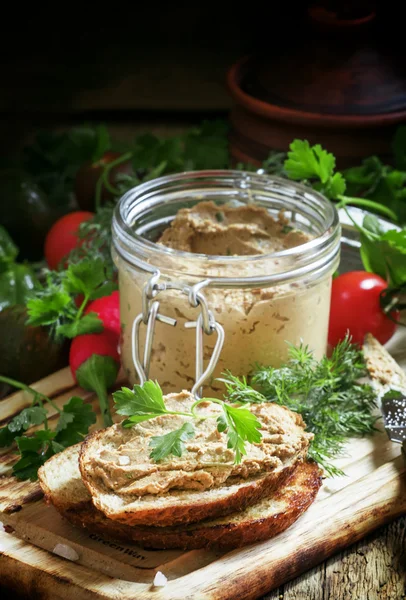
264;516;405;600
0;516;404;600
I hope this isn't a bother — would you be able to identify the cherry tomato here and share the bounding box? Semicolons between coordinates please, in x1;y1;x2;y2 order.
84;291;120;337
328;271;399;347
75;152;132;211
44;211;94;270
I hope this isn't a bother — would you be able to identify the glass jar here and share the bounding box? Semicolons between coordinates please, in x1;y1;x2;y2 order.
112;170;341;396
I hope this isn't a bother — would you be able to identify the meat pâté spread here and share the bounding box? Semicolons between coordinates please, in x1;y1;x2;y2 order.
117;201;333;394
87;391;313;496
158;201;309;255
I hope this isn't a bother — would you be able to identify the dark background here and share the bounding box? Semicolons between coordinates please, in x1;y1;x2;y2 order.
0;1;403;156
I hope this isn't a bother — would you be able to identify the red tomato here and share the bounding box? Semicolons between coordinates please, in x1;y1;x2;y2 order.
69;331;120;382
44;211;94;270
84;291;120;337
328;271;398;347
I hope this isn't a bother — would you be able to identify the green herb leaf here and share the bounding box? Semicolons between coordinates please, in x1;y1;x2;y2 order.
76;355;118;427
285;140;333;184
217;404;262;464
89;281;117;300
63;258;107;297
114;381;172;427
382;389;404;401
56;313;104;338
0;426;18;447
359;216;406;289
0;407;48;448
54;396;96;446
13;430;56;481
284;139;346;201
26;286;73;327
7;407;48;433
149;422;195;462
223;337;378;476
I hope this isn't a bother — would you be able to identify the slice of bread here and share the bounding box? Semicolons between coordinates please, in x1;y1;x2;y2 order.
39;446;321;550
362;333;406;389
78;393;312;527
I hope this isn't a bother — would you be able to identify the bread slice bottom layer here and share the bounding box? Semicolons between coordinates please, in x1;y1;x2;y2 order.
56;461;322;550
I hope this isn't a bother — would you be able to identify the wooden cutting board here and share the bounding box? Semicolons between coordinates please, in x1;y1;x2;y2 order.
0;333;405;600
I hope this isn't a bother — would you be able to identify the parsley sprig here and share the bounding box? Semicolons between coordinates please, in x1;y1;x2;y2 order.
0;375;96;480
221;337;379;477
284;139;398;222
283;139;406;319
113;381;262;464
26;256;116;339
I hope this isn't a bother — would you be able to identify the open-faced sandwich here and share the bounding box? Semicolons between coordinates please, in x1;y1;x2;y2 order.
39;391;322;549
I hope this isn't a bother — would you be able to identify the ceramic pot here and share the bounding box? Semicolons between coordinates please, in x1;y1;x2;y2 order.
227;4;406;167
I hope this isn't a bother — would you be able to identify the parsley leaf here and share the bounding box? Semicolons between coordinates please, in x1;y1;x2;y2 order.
54;396;97;446
26;258;112;340
149;422;195;462
27;285;73;328
359;215;406;291
63;258;107;297
285;141;338;186
0;426;16;447
217;404;262;464
57;313;104;338
13;430;56;481
7;407;48;433
0;407;48;447
285;139;347;200
114;380;169;425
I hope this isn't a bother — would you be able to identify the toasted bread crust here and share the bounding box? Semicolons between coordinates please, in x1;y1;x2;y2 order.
61;461;321;549
79;425;309;527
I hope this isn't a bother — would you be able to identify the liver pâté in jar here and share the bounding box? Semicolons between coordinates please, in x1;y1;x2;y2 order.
112;171;341;396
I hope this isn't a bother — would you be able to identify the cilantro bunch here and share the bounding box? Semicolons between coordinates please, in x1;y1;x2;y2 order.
113;381;262;464
0;375;96;480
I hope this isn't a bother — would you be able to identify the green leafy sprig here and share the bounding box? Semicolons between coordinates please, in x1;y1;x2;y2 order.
113;381;262;464
26;257;117;339
221;337;379;477
284;139;398;222
0;375;96;480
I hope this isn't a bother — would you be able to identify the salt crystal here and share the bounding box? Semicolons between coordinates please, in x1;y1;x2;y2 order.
53;543;80;561
153;571;168;587
118;455;131;466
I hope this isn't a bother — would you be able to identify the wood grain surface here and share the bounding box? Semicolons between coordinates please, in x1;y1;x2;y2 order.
0;350;405;599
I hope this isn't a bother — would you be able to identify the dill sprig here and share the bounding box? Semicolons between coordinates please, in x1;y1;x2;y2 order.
221;337;379;477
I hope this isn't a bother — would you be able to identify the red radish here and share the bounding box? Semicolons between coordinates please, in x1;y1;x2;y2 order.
84;291;120;337
69;331;120;426
44;211;94;270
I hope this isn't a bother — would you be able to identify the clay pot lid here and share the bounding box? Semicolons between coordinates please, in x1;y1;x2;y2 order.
235;5;406;118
